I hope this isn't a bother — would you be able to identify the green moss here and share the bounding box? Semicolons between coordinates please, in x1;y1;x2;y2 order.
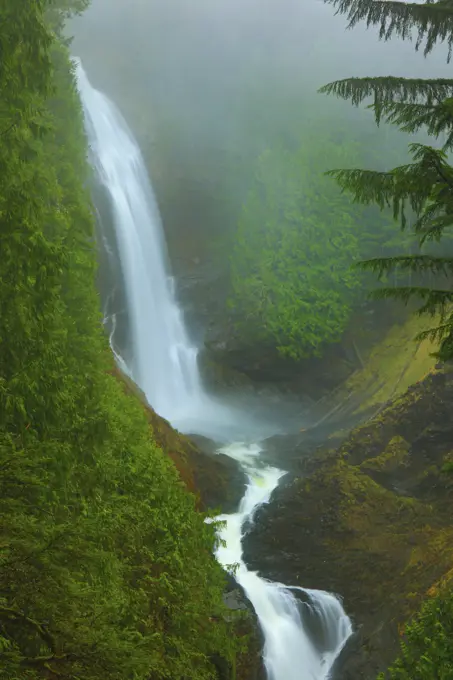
295;448;453;621
360;436;410;473
322;315;441;426
0;9;248;680
442;450;453;465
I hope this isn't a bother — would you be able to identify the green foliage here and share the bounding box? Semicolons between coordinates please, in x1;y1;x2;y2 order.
322;0;453;59
227;120;412;360
229;135;365;359
321;0;453;360
378;588;453;679
0;3;242;679
321;1;453;676
0;1;52;138
319;78;453;114
45;0;91;37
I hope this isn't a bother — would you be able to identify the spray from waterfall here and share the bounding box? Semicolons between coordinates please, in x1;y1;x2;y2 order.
75;58;353;680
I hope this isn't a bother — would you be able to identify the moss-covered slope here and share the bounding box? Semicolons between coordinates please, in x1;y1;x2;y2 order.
111;366;247;513
0;5;254;679
244;365;453;678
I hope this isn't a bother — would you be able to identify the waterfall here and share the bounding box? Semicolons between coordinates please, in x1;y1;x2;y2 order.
75;59;353;680
210;442;352;680
74;59;205;426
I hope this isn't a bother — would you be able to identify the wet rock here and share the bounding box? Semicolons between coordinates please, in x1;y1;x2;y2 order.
259;426;344;473
192;450;247;514
185;434;247;513
219;577;266;680
243;365;453;678
223;588;248;611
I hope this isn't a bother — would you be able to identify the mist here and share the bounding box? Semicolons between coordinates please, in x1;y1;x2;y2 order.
71;0;452;132
70;0;453;387
71;0;451;259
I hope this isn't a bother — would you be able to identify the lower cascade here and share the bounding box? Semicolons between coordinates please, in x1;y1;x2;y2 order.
75;59;353;679
212;443;352;680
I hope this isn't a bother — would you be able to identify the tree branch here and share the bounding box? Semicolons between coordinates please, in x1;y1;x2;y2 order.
432;152;453;190
0;122;17;138
319;77;453;108
0;605;56;653
322;0;453;58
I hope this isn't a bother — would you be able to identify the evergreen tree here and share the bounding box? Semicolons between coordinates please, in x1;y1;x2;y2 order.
377;586;453;679
320;0;453;359
229;138;362;359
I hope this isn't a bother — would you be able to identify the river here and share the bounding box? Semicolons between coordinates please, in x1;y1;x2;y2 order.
75;59;353;680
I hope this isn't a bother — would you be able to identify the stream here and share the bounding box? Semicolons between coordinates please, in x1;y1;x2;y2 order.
75;59;353;679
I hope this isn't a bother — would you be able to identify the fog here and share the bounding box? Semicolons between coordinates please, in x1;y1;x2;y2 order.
71;0;451;266
70;0;453;367
71;0;452;129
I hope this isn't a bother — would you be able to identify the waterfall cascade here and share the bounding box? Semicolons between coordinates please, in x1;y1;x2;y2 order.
75;59;353;680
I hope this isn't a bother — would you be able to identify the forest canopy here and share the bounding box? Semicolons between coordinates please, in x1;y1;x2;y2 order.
229;136;362;359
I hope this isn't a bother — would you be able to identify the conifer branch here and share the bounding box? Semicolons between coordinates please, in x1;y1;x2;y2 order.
0;122;17;138
322;0;453;59
428;146;453;188
416;320;453;342
325;168;395;206
369;286;453;315
319;77;453;114
414;210;453;243
0;534;62;570
358;254;453;274
327;144;453;231
379;98;453;146
0;606;56;653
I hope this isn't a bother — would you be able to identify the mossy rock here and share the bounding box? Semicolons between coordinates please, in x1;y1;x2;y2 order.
360;436;410;474
111;365;246;512
243;364;453;678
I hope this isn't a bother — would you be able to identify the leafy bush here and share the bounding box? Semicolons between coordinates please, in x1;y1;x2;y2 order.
378;588;453;680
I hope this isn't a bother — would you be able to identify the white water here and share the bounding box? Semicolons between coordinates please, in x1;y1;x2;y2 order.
75;59;353;679
75;59;208;429
212;443;352;680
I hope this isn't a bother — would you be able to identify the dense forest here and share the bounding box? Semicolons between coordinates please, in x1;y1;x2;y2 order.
228;122;414;360
0;2;244;679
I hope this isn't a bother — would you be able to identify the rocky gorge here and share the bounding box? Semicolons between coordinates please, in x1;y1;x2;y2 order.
114;306;453;679
243;363;453;678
